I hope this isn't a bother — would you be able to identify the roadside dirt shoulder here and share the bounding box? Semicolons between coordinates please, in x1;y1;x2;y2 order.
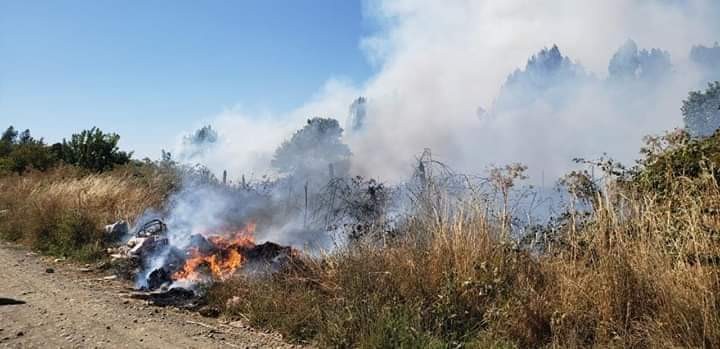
0;242;300;349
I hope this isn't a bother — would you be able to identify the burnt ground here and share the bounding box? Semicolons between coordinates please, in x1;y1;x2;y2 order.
0;241;304;349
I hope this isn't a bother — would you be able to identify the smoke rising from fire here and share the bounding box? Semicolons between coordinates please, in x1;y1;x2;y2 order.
178;0;720;184
132;2;720;288
133;173;338;289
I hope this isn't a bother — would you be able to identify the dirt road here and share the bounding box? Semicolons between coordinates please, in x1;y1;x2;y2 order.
0;242;299;348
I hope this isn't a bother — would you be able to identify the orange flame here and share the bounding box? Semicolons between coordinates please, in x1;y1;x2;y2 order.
172;222;256;282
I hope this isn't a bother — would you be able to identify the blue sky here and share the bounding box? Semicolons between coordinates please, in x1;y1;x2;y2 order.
0;1;373;158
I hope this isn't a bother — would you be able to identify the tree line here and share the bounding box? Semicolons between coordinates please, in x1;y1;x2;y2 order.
1;79;717;177
0;126;131;174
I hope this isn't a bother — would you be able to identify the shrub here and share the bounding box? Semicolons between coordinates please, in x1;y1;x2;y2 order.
55;127;132;172
0;127;58;174
632;128;720;197
683;81;720;138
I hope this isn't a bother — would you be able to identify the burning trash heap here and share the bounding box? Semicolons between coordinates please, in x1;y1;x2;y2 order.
102;140;391;308
108;218;295;306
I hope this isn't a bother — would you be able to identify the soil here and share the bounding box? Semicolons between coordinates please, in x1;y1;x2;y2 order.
0;241;303;348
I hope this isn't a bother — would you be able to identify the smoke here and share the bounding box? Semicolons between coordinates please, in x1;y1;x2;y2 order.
177;125;219;161
130;2;720;287
175;79;359;181
133;171;343;288
348;0;720;181
178;0;720;184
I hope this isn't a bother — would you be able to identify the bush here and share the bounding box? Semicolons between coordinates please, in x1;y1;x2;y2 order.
632;128;720;196
683;81;720;138
0;125;135;174
0;127;58;174
55;127;132;172
0;142;57;174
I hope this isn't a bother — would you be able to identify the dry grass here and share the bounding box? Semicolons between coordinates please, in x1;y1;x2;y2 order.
1;157;718;347
209;176;720;348
0;165;171;260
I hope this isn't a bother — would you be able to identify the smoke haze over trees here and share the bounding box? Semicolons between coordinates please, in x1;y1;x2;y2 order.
346;96;367;133
608;39;673;82
691;42;720;81
271;117;351;180
495;45;588;111
168;0;720;186
683;82;720;138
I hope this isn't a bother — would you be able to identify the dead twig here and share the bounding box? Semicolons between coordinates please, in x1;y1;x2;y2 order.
186;320;219;330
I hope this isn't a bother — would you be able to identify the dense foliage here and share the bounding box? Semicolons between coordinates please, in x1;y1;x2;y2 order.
632;128;720;195
272;117;351;178
54;127;132;172
0;125;132;174
682;81;720;138
608;39;672;82
0;127;56;174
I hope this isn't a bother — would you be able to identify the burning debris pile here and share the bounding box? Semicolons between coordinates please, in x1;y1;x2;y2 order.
100;142;392;309
107;218;295;305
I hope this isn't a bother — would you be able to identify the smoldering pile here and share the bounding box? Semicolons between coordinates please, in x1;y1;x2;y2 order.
106;218;296;307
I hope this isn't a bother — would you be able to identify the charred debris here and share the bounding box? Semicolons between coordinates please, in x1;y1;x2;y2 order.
106;218;294;308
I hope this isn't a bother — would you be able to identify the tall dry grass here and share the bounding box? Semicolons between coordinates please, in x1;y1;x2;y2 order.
209;175;720;348
0;165;172;260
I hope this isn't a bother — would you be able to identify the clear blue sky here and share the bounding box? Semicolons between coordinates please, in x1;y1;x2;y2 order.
0;1;373;158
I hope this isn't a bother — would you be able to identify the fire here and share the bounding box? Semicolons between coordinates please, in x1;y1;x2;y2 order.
172;222;256;282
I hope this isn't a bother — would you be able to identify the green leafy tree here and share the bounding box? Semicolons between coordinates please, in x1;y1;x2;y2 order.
0;126;18;157
0;128;57;174
1;126;18;142
179;124;218;159
58;127;132;172
0;143;56;174
683;81;720;138
272;118;351;178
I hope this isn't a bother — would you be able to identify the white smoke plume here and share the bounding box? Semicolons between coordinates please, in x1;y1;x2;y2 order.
131;2;720;288
176;79;359;181
178;0;720;183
